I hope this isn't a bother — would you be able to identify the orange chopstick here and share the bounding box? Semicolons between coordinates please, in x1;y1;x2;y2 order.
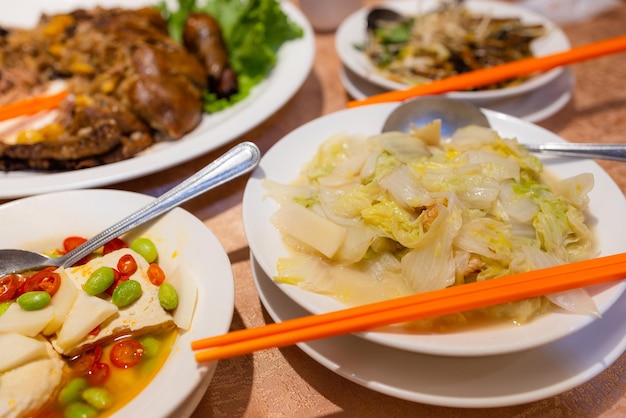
0;90;69;122
348;34;626;108
193;252;626;362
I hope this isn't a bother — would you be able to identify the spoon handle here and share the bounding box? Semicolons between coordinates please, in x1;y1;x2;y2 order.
523;143;626;162
57;142;261;268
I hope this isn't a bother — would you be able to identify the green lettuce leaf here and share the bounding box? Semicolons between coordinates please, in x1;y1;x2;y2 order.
160;0;303;112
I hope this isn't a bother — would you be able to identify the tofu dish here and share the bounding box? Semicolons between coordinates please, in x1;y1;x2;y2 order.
0;235;197;417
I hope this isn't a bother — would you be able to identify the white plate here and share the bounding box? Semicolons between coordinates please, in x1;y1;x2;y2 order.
0;0;314;199
0;189;235;418
242;103;626;357
340;64;575;123
335;0;571;102
251;253;626;408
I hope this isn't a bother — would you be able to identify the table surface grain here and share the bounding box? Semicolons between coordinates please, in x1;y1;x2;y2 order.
7;1;626;417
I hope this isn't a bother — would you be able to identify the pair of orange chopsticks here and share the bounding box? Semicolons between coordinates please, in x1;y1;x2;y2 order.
192;252;626;362
348;34;626;108
0;90;68;122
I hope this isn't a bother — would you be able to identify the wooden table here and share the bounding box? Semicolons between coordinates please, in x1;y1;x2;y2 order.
13;1;626;416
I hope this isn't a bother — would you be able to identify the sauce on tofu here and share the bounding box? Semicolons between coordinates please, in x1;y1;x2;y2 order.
0;234;196;418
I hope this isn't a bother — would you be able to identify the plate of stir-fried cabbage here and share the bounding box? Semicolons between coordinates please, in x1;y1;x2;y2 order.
242;103;626;356
336;0;571;103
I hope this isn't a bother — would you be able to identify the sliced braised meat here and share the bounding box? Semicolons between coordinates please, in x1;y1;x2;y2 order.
0;119;120;166
0;125;154;171
0;94;155;170
63;130;154;170
0;6;239;172
127;75;203;140
130;40;207;90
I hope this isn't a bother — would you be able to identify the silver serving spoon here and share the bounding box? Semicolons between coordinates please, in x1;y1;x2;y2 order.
0;141;261;277
382;97;626;162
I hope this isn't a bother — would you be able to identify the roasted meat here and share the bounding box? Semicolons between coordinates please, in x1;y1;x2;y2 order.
0;6;238;171
183;12;239;98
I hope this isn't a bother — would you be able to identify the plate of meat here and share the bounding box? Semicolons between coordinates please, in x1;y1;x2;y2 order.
0;0;314;199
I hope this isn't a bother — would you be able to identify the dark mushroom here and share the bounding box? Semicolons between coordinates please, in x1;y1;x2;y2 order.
366;7;406;31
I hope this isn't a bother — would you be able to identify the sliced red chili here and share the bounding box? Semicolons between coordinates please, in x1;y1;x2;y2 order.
68;346;103;378
147;263;166;286
110;339;144;369
70;351;97;377
62;236;93;266
91;345;103;362
103;237;128;255
0;275;18;302
23;268;61;297
63;236;87;252
88;325;102;337
117;253;138;276
105;269;128;296
13;275;29;298
87;361;110;386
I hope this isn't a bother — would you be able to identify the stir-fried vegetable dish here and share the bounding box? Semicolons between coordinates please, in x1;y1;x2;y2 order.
359;1;547;89
264;121;596;330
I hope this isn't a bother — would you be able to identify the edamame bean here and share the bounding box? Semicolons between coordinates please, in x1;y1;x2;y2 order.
140;336;162;358
64;401;98;418
58;377;88;406
111;279;142;308
82;387;114;410
158;282;178;311
17;291;51;311
0;301;11;316
130;237;158;263
82;266;115;295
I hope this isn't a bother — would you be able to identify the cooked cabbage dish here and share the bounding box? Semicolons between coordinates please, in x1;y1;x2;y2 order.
264;121;596;330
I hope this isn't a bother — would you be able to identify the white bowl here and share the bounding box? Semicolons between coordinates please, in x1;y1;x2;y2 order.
242;103;626;357
0;189;234;417
335;0;571;104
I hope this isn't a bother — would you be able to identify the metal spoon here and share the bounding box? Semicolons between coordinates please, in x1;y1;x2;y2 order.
382;97;626;162
366;7;406;31
0;141;261;277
